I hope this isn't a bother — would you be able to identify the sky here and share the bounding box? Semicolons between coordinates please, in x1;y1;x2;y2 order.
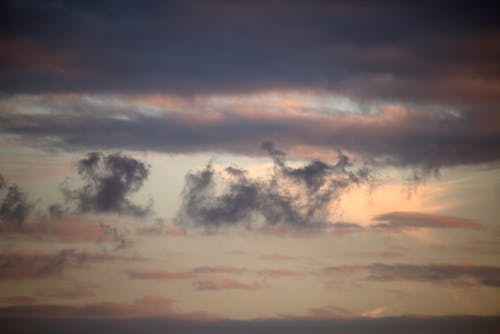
0;1;499;333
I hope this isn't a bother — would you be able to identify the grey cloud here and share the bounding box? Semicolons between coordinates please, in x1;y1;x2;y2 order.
176;143;371;230
0;174;32;226
98;222;133;250
47;203;66;220
1;99;498;169
367;263;500;287
324;263;500;287
0;1;499;109
0;309;499;334
0;249;143;281
61;152;152;217
371;211;484;231
0;249;80;280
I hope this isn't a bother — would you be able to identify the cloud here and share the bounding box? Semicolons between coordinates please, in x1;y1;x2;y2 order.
0;296;181;319
0;216;113;242
308;304;354;319
136;225;187;237
3;296;37;305
0;250;144;280
1;96;498;169
0;174;32;226
125;269;194;280
175;143;371;230
361;306;387;318
192;277;261;291
36;286;95;300
134;295;173;307
191;266;247;275
371;212;484;231
324;263;500;287
366;263;500;287
256;269;304;278
98;222;134;250
260;253;303;261
0;305;499;334
0;1;498;110
0;249;78;280
61;152;152;217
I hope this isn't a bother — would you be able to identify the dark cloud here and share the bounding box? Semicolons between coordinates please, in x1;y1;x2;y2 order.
367;263;500;287
98;222;133;250
324;263;500;287
1;99;498;168
0;1;499;109
0;306;499;334
61;152;152;217
0;174;32;226
47;203;66;220
371;211;484;231
0;249;80;280
175;143;371;230
0;250;143;280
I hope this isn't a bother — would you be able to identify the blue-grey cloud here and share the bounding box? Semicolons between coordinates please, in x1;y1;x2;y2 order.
0;306;499;334
0;173;32;226
0;99;498;168
371;211;484;231
176;143;371;230
324;263;500;287
0;1;499;109
61;152;152;217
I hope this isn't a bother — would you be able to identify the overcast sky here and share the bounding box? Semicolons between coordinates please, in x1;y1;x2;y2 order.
0;1;499;333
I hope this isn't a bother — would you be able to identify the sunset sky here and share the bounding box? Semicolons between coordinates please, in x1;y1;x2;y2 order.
0;1;499;333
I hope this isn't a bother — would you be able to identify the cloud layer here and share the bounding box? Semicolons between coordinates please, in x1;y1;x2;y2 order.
1;1;499;109
1;96;498;168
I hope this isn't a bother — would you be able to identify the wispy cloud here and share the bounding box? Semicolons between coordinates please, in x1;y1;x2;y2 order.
371;211;483;231
125;268;194;280
324;263;500;287
175;143;371;231
192;277;261;291
0;250;144;280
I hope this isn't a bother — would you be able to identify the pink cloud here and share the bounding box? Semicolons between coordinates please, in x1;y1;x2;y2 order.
0;296;220;322
308;304;354;318
134;295;174;307
371;211;484;232
3;296;37;305
256;269;305;277
191;265;247;274
136;225;187;237
125;268;193;280
192;277;261;291
0;250;144;280
361;306;387;318
36;286;95;299
0;216;129;243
